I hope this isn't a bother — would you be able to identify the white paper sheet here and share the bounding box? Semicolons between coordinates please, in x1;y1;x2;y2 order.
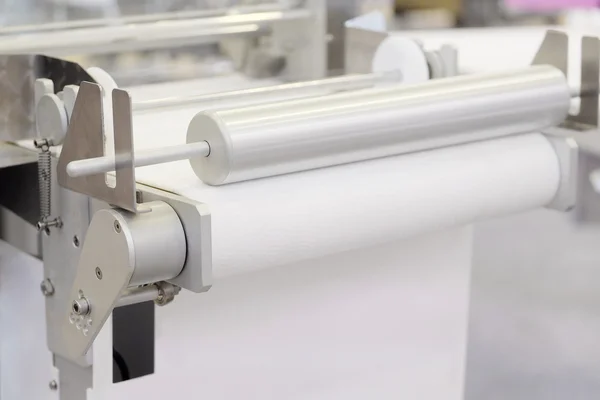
0;241;56;400
91;227;473;400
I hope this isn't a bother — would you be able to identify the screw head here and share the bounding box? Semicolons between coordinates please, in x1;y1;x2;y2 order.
95;267;103;280
40;279;54;296
73;235;80;248
49;380;58;390
72;298;90;316
114;220;121;233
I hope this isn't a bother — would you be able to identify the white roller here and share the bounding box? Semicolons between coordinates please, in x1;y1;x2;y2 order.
372;36;430;84
132;133;561;279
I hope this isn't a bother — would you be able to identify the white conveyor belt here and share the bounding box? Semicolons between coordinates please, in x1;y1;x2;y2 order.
74;73;563;280
133;131;561;279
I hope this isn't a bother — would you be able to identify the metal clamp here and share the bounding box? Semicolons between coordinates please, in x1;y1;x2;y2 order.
57;82;139;212
533;30;600;130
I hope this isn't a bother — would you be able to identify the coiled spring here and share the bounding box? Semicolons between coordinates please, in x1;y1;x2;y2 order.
38;148;51;220
35;138;61;232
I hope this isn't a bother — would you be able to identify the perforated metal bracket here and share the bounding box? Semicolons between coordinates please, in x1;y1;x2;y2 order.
57;81;138;212
533;30;600;130
62;207;137;364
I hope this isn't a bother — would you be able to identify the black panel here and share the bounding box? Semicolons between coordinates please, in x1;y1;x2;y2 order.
0;162;39;225
112;301;155;383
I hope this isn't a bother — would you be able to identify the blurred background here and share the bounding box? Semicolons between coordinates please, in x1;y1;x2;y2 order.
2;1;600;399
2;0;598;29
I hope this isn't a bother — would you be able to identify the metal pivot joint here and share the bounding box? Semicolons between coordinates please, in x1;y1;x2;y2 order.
63;200;187;363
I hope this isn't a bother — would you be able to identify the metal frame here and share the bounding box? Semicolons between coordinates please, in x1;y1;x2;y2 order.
0;55;93;141
532;30;600;130
44;152;213;398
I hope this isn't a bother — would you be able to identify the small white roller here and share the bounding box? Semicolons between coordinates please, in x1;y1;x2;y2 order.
371;36;430;84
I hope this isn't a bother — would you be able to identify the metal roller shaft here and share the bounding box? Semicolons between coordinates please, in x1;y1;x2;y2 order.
66;72;402;177
187;65;571;185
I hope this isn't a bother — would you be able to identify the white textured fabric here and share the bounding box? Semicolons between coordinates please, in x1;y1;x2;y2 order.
131;132;560;279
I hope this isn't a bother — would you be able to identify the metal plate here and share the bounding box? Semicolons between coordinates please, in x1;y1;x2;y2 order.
344;27;388;74
532;30;568;75
576;36;600;127
532;30;599;129
43;157;92;367
57;82;138;212
63;208;136;363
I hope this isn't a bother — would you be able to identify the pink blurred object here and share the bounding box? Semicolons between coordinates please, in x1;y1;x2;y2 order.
505;0;598;10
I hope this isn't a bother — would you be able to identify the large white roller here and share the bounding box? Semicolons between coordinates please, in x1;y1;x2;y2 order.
133;133;561;279
186;65;569;185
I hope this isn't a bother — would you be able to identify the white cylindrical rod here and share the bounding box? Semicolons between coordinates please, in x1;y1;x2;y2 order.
132;71;402;112
67;141;210;178
187;65;571;185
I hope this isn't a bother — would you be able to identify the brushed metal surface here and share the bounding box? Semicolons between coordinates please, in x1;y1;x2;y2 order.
188;65;570;185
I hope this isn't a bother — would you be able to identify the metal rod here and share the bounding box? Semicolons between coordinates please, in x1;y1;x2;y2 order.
116;285;160;308
0;10;310;55
67;141;210;178
133;71;403;112
0;3;289;35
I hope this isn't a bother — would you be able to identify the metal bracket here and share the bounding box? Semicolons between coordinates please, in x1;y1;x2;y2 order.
62;207;136;363
57;81;138;212
533;30;600;130
63;200;191;363
344;27;389;75
543;130;579;212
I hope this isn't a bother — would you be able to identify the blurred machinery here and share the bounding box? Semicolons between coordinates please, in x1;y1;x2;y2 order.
2;2;600;400
394;0;577;27
0;0;328;258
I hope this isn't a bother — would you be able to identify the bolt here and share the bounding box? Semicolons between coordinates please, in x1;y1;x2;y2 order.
34;138;53;150
72;297;90;315
40;279;54;296
136;190;143;204
114;220;121;233
37;218;63;233
49;380;58;390
95;267;103;280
